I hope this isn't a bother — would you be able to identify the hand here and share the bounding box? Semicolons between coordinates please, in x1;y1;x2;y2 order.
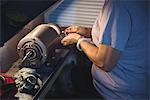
61;33;81;46
65;25;91;37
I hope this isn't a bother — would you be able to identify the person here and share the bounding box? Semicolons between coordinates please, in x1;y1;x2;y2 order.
61;0;149;99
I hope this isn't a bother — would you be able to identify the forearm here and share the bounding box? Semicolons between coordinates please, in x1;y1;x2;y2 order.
79;40;105;68
61;29;120;71
79;40;120;71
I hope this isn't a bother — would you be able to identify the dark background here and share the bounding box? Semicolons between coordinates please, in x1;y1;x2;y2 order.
0;0;58;47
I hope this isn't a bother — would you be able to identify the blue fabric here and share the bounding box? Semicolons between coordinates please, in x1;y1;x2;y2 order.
99;1;131;52
91;0;149;99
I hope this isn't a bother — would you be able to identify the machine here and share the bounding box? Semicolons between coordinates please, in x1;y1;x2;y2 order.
17;23;63;68
3;23;95;99
14;23;73;99
0;0;102;99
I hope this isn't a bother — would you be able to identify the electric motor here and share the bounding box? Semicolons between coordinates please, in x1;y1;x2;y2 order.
17;23;61;67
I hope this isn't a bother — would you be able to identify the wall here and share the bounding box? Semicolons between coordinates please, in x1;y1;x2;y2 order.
45;0;105;28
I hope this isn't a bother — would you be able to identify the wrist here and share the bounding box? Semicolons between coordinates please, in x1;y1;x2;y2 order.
76;37;85;51
76;37;92;51
76;34;82;42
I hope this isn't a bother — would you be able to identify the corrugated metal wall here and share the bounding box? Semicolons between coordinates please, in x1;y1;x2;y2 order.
44;0;105;27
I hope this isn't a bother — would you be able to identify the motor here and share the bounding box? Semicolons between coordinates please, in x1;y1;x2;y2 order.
17;23;64;68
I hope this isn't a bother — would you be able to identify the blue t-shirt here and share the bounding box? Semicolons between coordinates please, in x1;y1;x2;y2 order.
91;0;148;99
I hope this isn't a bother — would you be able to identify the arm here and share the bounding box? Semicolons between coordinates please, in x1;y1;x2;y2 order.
79;40;121;71
61;33;121;72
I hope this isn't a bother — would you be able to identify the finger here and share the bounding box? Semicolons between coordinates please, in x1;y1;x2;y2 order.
65;26;78;33
65;28;72;33
63;42;67;46
61;37;66;44
65;27;72;32
61;39;68;46
61;36;70;44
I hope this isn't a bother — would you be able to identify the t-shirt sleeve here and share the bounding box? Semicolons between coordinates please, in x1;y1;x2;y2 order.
99;2;131;52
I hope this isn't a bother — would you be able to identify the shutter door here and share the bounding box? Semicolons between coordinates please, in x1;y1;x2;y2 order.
44;0;105;27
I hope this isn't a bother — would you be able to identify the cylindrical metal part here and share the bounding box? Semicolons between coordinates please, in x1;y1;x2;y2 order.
27;24;61;47
17;23;61;66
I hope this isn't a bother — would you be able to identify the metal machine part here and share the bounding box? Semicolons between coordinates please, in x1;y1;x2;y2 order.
12;23;97;99
17;23;62;68
14;68;42;96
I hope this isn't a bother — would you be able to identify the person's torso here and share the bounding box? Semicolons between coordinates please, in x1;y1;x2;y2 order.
91;0;148;97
